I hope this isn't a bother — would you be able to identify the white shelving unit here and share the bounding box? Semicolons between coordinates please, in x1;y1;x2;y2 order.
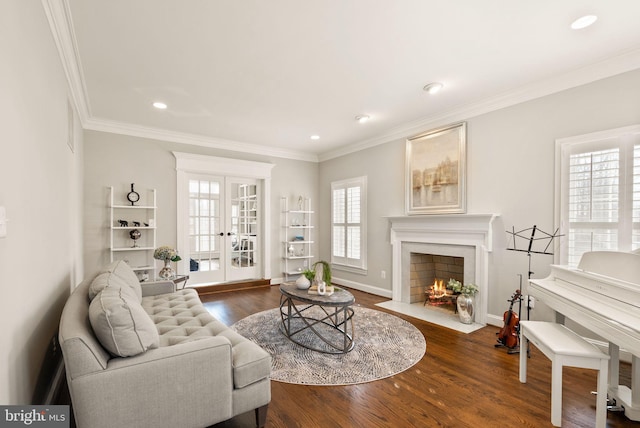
281;196;314;281
109;186;157;280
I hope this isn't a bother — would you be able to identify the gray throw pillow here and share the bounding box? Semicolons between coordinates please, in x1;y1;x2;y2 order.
89;286;159;357
88;272;128;301
100;260;143;301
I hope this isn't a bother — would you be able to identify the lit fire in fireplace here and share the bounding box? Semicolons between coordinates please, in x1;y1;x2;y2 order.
426;278;456;309
431;279;446;298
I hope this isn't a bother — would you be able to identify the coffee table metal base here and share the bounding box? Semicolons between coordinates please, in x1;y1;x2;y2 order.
279;294;354;354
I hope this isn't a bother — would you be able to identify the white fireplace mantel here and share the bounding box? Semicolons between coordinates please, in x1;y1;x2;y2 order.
388;214;501;325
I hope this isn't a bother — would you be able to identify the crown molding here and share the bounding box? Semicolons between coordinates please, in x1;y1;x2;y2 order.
44;0;640;164
42;0;318;162
41;0;91;123
84;117;319;162
318;47;640;162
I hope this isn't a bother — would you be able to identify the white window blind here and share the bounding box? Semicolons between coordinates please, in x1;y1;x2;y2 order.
567;148;619;266
331;176;367;272
557;126;640;266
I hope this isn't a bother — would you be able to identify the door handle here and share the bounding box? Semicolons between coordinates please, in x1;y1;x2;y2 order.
218;232;224;236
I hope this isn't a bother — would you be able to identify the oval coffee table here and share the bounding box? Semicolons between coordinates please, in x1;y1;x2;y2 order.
279;282;355;354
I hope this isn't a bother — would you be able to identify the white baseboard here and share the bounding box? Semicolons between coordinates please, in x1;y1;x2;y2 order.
486;314;504;327
332;276;393;298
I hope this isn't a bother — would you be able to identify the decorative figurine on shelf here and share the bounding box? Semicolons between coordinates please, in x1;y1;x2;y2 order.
118;219;128;227
127;183;140;206
288;244;295;257
132;221;141;227
297;196;304;211
129;229;141;247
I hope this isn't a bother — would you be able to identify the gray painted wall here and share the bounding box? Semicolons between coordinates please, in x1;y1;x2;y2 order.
319;69;640;325
84;71;640;324
0;1;84;404
83;69;640;328
83;131;319;279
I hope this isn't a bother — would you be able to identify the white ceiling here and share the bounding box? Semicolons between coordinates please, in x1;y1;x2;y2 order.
53;0;640;161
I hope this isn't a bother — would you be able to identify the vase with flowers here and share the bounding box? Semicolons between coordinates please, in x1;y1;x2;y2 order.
448;279;479;324
154;246;182;280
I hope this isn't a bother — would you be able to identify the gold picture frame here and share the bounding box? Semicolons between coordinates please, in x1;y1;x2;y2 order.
405;122;466;215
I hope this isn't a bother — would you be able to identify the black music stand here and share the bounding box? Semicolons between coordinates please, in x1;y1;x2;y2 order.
501;225;562;353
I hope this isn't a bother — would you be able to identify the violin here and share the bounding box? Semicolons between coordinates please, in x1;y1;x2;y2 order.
496;290;521;349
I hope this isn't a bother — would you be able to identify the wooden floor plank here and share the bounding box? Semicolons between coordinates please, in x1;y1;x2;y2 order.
207;285;637;428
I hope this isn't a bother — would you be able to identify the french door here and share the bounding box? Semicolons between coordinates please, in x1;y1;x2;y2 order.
174;152;274;286
182;174;260;285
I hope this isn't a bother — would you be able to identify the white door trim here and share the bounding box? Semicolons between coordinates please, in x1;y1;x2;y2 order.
174;152;274;281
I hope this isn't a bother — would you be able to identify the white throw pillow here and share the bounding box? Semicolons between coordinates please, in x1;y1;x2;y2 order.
89;286;159;357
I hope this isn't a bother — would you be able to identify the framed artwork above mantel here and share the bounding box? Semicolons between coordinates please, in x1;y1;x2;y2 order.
405;122;467;215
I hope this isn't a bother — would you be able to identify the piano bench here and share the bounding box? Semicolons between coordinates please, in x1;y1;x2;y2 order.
519;321;610;428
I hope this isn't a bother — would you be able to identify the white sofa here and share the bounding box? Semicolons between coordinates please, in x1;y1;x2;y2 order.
59;260;271;428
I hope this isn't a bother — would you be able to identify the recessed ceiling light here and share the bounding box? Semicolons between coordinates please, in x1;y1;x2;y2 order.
423;82;444;95
571;15;597;30
152;101;167;109
310;135;320;140
356;115;370;124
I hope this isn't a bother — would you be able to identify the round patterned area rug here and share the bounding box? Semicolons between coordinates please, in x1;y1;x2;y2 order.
231;306;426;386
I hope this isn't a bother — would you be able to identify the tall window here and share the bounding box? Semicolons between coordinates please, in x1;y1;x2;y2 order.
557;125;640;266
331;176;367;272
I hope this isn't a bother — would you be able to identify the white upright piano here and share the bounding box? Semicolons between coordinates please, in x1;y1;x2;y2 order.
528;250;640;421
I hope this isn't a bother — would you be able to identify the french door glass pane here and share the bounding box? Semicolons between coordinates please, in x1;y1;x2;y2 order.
230;183;257;269
189;179;220;272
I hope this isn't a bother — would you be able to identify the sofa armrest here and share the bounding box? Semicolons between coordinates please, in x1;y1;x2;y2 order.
106;336;230;369
70;337;234;428
140;280;176;296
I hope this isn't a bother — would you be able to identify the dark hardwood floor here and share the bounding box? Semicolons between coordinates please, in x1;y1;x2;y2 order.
205;285;638;428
